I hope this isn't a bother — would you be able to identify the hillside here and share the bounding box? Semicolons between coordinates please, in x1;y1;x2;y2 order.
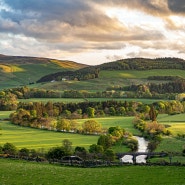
0;54;87;89
35;57;185;91
37;57;185;83
1;55;185;91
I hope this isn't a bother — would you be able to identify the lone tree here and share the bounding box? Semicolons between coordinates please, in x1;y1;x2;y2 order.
82;120;102;134
3;142;17;155
149;105;157;121
62;139;73;155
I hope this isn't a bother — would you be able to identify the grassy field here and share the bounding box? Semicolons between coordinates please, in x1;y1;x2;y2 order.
100;69;185;79
155;136;185;153
76;116;141;136
0;111;138;151
0;158;185;185
1;111;185;153
158;114;185;135
0;121;99;150
18;97;164;104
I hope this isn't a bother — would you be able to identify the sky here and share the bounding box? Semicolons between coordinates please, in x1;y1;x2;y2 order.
0;0;185;65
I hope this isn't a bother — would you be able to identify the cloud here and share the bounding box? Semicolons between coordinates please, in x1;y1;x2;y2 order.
0;0;185;64
168;0;185;14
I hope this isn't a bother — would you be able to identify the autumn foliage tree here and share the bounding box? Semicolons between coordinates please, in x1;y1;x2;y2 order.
0;91;18;110
82;120;102;134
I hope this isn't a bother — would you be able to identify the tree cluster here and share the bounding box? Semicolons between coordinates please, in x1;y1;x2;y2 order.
37;67;99;83
0;91;18;111
99;57;185;71
15;100;138;119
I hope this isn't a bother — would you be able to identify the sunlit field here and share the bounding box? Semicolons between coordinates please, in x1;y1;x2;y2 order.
0;121;99;150
158;114;185;135
76;116;141;136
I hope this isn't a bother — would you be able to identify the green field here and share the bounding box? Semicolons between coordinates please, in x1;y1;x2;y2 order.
18;97;164;104
76;116;141;136
0;158;185;185
1;111;185;153
0;112;138;151
158;114;185;135
100;69;185;79
155;136;185;153
38;69;185;91
0;121;99;150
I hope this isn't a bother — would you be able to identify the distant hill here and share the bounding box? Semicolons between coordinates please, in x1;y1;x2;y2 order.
0;54;88;89
97;57;185;70
37;57;185;83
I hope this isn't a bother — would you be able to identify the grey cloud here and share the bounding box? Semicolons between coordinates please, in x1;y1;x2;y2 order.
0;0;129;44
168;0;185;14
2;0;92;25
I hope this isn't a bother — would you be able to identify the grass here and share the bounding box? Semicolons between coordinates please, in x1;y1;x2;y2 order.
155;136;185;153
100;69;185;79
76;116;141;136
0;112;139;151
0;59;84;89
18;98;86;103
0;111;13;119
0;158;185;185
0;111;185;155
18;97;164;104
158;114;185;135
0;121;99;150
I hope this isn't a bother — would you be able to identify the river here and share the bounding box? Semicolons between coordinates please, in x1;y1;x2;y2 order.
120;136;148;164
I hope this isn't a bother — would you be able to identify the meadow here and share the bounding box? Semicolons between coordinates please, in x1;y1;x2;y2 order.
0;158;185;185
0;112;137;151
0;111;185;155
18;97;164;104
0;120;99;150
37;69;185;91
158;114;185;135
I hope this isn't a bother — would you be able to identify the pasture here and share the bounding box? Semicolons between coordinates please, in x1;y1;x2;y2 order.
158;114;185;135
100;69;185;79
0;121;99;150
76;116;141;136
0;158;185;185
0;112;138;151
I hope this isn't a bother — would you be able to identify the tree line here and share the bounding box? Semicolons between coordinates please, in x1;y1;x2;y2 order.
125;79;185;94
37;67;99;83
1;85;182;102
99;57;185;71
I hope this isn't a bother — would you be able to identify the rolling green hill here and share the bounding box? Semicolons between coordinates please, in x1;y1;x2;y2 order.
1;55;185;91
35;57;185;91
0;54;87;89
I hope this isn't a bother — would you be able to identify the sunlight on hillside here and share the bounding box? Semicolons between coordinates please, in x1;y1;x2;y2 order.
12;65;25;72
169;124;185;135
0;65;25;73
0;64;12;72
50;59;84;69
120;73;135;78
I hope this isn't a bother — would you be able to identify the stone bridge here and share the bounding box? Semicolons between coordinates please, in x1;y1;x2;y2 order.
116;152;168;164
